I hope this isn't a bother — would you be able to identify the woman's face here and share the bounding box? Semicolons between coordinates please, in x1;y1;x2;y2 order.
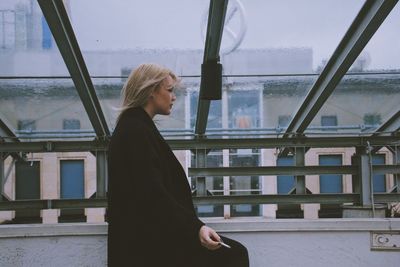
150;75;177;116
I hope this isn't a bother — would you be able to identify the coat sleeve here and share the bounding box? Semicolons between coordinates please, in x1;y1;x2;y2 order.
121;127;204;241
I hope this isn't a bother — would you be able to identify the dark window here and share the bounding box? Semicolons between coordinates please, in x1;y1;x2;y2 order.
364;113;381;126
321;115;337;129
63;119;81;130
278;115;291;128
15;160;41;223
18;120;36;131
16;161;40;200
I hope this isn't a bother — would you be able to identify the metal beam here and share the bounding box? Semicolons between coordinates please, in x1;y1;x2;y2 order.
0;117;25;162
295;147;306;194
38;0;109;138
0;140;108;153
0;136;398;152
189;165;400;177
374;110;400;135
0;193;398;210
195;0;228;135
283;0;398;139
189;166;358;177
0;118;17;141
96;151;107;198
370;110;400;153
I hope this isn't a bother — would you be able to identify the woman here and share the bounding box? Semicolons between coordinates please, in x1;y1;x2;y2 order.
108;63;249;267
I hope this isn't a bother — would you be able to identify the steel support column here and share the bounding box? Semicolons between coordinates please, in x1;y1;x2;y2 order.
0;153;4;201
295;147;306;194
195;0;228;135
96;151;107;198
195;150;207;196
353;147;373;206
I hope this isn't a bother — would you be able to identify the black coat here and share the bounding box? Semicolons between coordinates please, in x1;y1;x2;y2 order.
107;107;204;267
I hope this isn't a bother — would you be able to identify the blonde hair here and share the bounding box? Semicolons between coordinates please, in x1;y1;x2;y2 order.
118;63;177;121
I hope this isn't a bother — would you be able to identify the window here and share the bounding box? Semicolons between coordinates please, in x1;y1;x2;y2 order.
63;119;81;130
0;9;16;49
278;115;291;128
229;149;261;217
319;155;342;193
321;115;337;130
41;16;52;49
228;90;260;128
364;113;381;126
18;119;36;131
190;91;222;129
15;160;41;223
59;160;85;222
372;154;386;193
277;156;295;194
60;160;84;199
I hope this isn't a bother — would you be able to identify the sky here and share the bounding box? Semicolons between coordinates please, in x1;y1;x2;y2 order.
67;0;400;71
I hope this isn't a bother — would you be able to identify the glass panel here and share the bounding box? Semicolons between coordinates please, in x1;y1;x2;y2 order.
309;73;400;134
93;76;199;133
0;0;68;76
67;0;363;76
0;78;93;140
350;4;400;71
69;0;208;76
220;0;364;75
310;5;400;135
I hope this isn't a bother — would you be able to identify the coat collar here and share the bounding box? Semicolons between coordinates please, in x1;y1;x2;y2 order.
123;106;160;133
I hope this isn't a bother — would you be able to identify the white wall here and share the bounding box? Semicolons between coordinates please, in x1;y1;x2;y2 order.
1;219;399;267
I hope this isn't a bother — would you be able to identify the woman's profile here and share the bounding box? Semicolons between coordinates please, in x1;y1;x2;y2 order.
108;63;249;267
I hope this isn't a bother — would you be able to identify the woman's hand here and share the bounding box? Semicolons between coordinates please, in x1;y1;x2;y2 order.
198;225;221;250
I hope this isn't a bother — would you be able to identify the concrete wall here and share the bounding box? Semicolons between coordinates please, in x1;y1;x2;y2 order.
1;219;399;267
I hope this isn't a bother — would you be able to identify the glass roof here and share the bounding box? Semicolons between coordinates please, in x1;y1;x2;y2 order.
221;0;365;75
68;0;208;76
0;0;68;76
308;3;400;134
0;0;399;141
0;78;93;140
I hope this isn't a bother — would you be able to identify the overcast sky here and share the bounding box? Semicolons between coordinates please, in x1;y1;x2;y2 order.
69;0;400;70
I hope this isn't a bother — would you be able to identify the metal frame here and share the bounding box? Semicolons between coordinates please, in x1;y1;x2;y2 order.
37;0;109;139
373;110;400;135
188;165;399;177
370;110;400;153
1;193;399;211
0;136;398;152
195;0;228;135
282;0;397;144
